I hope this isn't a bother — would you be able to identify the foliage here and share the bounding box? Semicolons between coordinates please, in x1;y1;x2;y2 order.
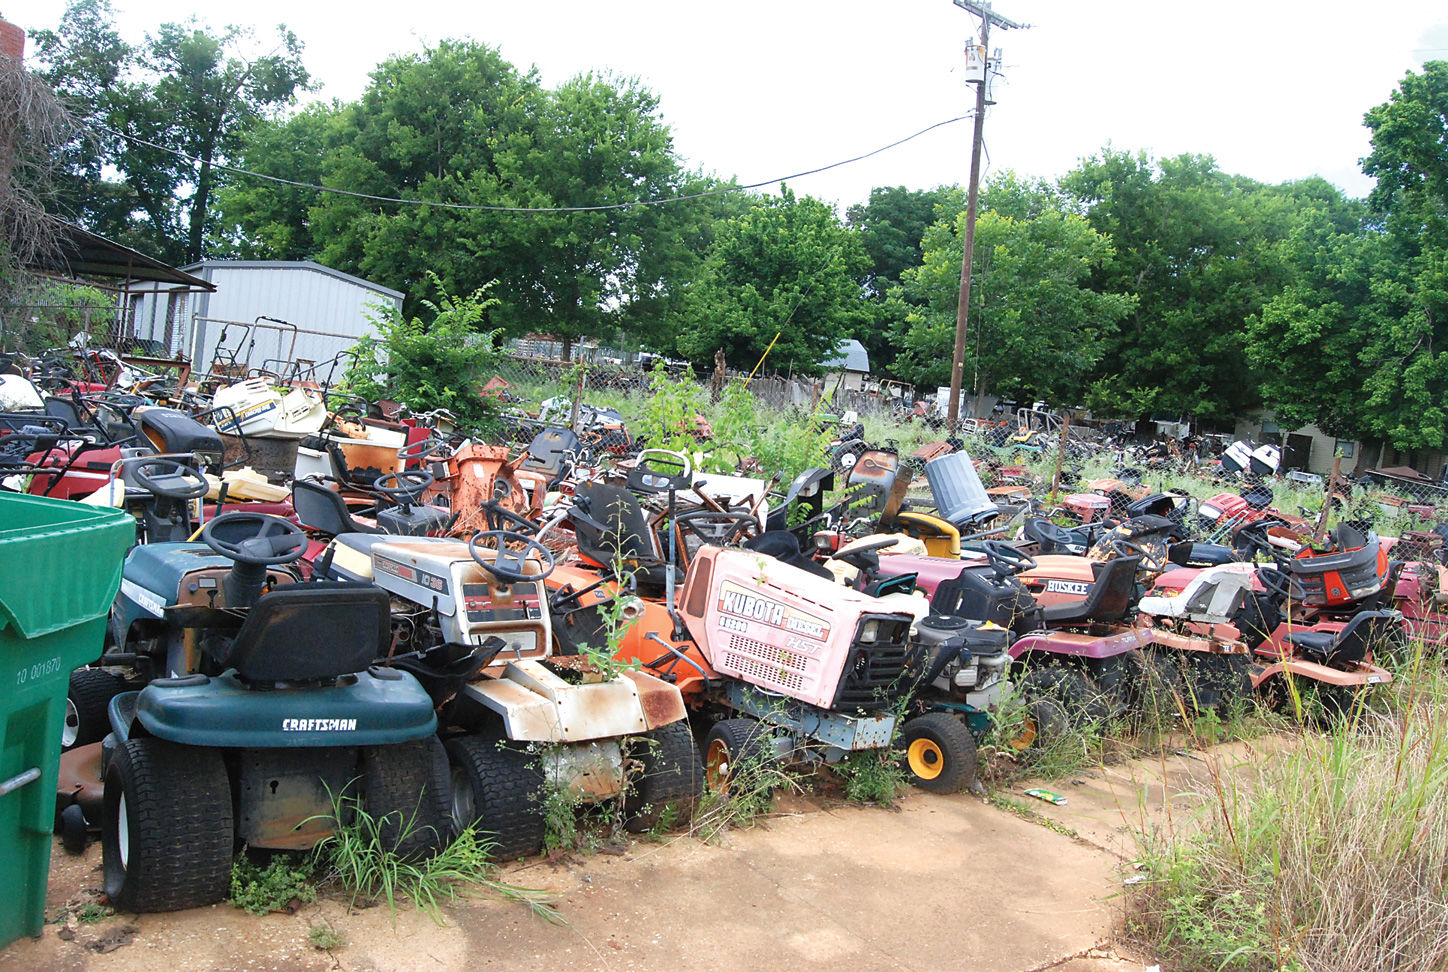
710;380;836;483
1127;690;1448;971
220;41;720;349
1059;150;1346;424
343;275;504;436
832;748;910;807
631;361;710;457
892;194;1135;406
1;279;114;352
307;923;346;951
33;0;310;263
310;788;558;926
229;853;317;915
675;187;871;376
0;50;75;296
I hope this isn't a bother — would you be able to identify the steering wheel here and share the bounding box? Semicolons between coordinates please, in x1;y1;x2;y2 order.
981;539;1038;578
468;529;556;584
1026;517;1078;553
830;536;899;571
481;501;541;536
675;509;758;545
397;435;449;463
201;512;308;565
1109;535;1167;573
1233;521;1285;562
372;469;434;505
132;458;209;500
1257;566;1307;601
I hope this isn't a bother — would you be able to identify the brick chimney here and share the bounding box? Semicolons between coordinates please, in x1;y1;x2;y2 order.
0;17;23;63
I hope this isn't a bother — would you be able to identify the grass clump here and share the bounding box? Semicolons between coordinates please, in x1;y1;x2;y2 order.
307;923;346;950
310;791;559;926
1127;668;1448;971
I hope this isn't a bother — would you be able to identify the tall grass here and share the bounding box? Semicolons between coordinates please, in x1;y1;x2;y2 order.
1127;642;1448;971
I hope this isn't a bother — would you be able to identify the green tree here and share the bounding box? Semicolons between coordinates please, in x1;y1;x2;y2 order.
1059;150;1322;425
32;0;310;263
221;43;714;356
674;187;871;376
845;184;959;372
1247;62;1448;458
891;201;1134;405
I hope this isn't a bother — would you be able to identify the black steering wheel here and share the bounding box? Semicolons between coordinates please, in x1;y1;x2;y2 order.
1028;517;1079;552
1257;566;1307;601
481;501;541;536
397;435;449;462
831;536;899;571
1233;520;1287;563
468;529;555;584
675;509;758;545
373;469;434;505
1110;535;1167;573
981;539;1037;578
201;512;308;565
132;458;209;500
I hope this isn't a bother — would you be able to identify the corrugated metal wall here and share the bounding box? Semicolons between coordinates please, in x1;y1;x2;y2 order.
130;262;401;376
192;264;398;374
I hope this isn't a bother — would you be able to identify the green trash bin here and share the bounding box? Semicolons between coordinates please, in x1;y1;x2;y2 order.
0;493;133;948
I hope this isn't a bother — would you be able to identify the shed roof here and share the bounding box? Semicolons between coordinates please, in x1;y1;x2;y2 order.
182;260;405;301
30;220;215;291
821;338;870;373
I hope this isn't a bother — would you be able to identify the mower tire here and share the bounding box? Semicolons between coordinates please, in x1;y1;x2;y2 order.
1123;649;1183;718
900;712;978;794
1018;665;1111;731
64;668;127;751
444;732;547;861
103;738;233;913
361;737;453;858
703;718;777;798
1181;653;1254;716
624;721;703;833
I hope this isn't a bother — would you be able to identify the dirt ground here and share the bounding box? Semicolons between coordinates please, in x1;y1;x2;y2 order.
0;736;1291;972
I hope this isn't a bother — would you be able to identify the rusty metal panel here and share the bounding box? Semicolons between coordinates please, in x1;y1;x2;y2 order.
236;747;356;850
623;670;688;729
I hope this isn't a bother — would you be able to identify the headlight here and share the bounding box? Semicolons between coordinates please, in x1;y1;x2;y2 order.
860;620;879;643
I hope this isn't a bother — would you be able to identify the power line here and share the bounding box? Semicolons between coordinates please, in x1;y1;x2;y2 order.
95;113;974;215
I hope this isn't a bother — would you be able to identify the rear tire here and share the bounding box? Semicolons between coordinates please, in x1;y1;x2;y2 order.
703;718;776;798
360;737;452;858
444;733;547;860
1124;649;1183;721
900;712;977;794
64;669;126;751
102;738;233;913
1018;665;1110;730
624;721;703;833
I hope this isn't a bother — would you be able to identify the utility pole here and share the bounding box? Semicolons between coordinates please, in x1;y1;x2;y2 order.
945;1;1023;434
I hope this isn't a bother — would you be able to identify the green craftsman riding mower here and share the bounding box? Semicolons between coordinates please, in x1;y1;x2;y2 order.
63;512;448;912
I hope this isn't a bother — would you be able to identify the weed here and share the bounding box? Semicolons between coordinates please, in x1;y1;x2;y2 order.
539;773;582;854
307;923;346;951
1127;674;1448;971
833;748;910;806
229;853;317;916
309;789;559;926
987;793;1081;839
74;902;113;925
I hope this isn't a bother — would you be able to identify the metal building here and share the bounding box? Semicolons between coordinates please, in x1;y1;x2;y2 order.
127;260;403;379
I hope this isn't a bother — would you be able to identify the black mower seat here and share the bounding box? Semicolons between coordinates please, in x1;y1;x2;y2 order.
521;427;580;481
744;531;834;580
207;582;391;682
573;482;656;563
132;406;223;456
1040;555;1140;627
1283;610;1397;667
293;478;379;535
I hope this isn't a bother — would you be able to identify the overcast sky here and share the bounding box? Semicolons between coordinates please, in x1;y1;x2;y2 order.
15;1;1448;211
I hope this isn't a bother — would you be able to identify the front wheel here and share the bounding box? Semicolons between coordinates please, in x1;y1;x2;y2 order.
624;721;703;833
899;712;978;794
64;669;126;750
102;738;233;913
703;718;776;799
